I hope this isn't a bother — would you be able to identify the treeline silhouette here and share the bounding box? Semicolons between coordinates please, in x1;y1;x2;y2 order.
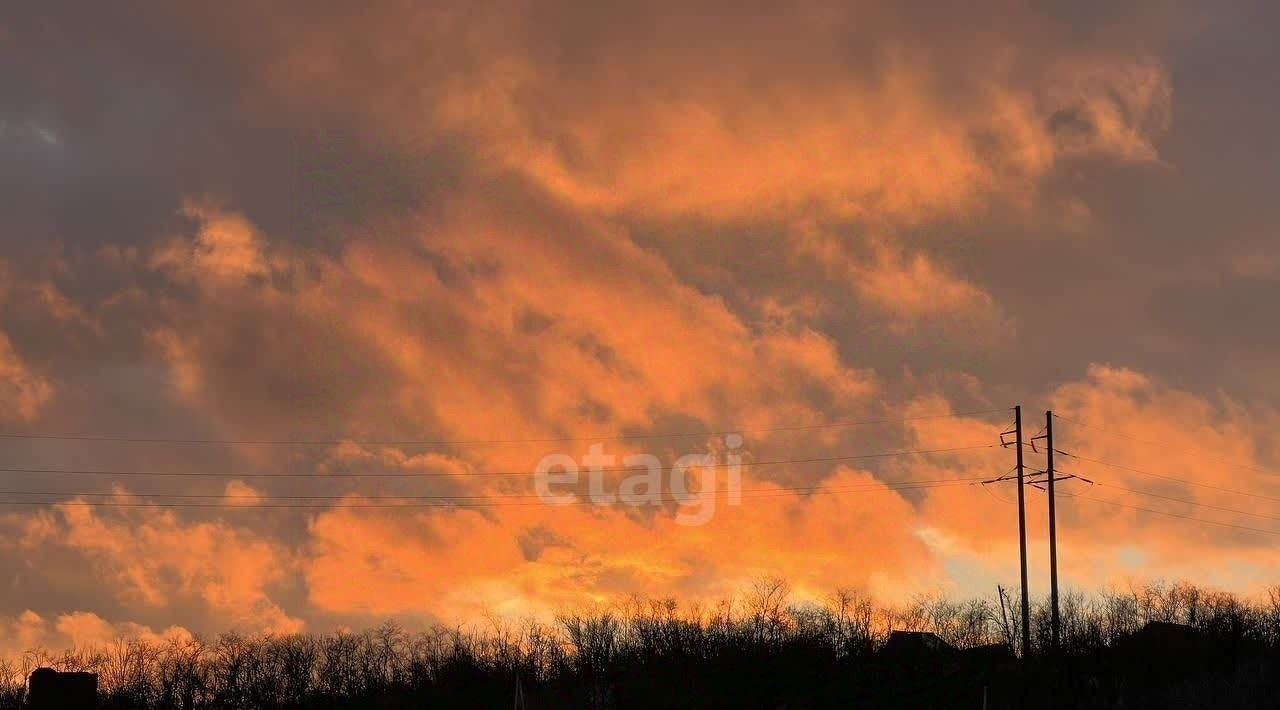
4;580;1280;709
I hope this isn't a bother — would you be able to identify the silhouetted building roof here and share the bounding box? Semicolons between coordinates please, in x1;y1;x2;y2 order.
26;667;97;710
1116;621;1201;650
881;630;956;659
1111;620;1209;674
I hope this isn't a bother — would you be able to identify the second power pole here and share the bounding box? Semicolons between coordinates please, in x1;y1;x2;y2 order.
1015;405;1031;657
1046;410;1060;653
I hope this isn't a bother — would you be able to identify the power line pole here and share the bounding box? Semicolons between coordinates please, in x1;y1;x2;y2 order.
1015;405;1031;658
1046;410;1060;653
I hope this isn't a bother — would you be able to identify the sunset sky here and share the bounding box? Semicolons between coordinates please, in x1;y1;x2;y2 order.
3;1;1280;652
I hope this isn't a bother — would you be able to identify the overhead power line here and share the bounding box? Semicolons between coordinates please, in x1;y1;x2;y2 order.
0;478;982;502
1071;494;1280;538
0;408;1009;446
0;477;982;509
0;475;984;502
1052;413;1275;477
1061;452;1280;503
0;444;997;479
1097;482;1280;524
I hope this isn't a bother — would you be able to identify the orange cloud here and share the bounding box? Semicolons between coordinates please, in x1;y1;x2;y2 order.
145;203;881;456
304;465;942;622
2;0;1257;651
797;231;1007;341
151;201;271;282
0;610;192;657
19;503;302;634
0;331;51;421
243;3;1168;224
911;366;1280;596
437;56;1168;223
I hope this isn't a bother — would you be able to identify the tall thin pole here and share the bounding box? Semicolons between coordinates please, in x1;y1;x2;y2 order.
1046;410;1060;653
1015;405;1031;658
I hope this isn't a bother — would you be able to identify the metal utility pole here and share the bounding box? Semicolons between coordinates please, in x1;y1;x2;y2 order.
1046;410;1060;653
1015;405;1031;658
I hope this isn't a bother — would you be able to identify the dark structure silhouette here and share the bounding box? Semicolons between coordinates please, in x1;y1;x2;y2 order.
880;630;956;659
1116;620;1201;648
26;668;97;709
1111;621;1209;673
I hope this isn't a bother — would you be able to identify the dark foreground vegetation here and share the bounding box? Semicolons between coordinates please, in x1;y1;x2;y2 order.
5;580;1280;709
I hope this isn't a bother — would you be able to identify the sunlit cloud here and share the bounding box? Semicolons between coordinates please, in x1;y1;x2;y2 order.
1;0;1277;649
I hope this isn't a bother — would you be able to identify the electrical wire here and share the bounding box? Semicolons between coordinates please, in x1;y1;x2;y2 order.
0;444;998;479
0;478;982;509
1060;452;1280;503
0;408;1009;446
1070;494;1280;537
0;475;989;502
1053;413;1276;477
1098;482;1280;523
